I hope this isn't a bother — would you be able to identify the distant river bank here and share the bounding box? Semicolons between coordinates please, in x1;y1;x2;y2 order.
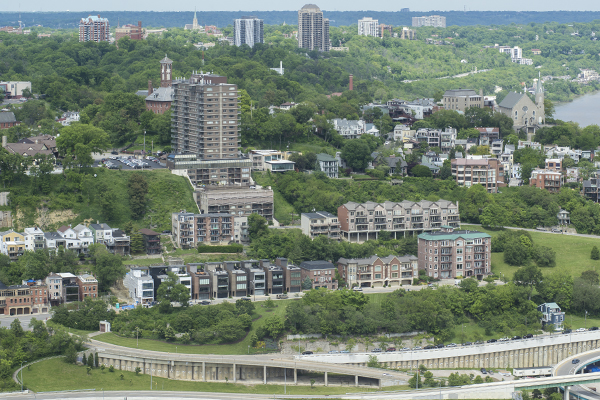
554;91;600;127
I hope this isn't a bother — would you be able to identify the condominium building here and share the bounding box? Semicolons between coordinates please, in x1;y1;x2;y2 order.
337;255;418;288
167;155;252;187
249;150;295;171
204;262;230;299
412;15;446;28
0;230;25;260
79;15;109;42
186;264;212;300
298;4;330;52
77;274;98;299
171;72;240;158
275;258;303;293
358;17;379;37
379;24;393;37
400;27;415;40
529;169;562;193
450;158;505;193
171;211;236;248
195;187;274;220
583;178;600;202
242;260;267;296
0;283;32;315
337;200;460;243
442;89;484;112
234;17;264;47
224;262;249;297
418;226;491;279
260;259;285;295
301;211;340;240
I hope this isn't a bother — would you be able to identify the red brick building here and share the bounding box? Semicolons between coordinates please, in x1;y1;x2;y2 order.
115;21;144;41
0;283;32;315
298;261;337;290
77;274;98;299
529;169;562;193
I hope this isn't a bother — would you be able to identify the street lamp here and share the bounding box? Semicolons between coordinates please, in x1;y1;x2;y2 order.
585;310;588;329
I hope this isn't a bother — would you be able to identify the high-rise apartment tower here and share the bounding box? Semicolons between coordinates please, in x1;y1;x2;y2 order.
298;4;330;52
79;15;109;42
234;17;264;47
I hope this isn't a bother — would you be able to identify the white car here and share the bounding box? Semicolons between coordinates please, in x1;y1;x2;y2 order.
576;328;586;332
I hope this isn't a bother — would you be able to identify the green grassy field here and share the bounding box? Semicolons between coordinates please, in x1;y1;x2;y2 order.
93;299;294;355
462;225;600;280
23;358;407;394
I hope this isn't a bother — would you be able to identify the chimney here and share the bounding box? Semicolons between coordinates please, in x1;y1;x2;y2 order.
148;80;153;96
349;75;353;91
138;21;142;28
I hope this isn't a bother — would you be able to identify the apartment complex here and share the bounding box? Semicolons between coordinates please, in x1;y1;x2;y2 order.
233;17;264;47
418;226;491;279
583;178;600;202
337;255;418;288
171;72;240;158
412;15;446;28
195;187;274;220
298;4;330;52
358;17;379;37
529;169;562;193
79;15;109;42
124;267;155;305
442;89;484;112
301;211;340;240
337;200;460;243
115;22;144;41
172;211;236;248
450;158;505;193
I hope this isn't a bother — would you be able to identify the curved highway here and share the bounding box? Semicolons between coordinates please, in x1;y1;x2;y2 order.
554;347;600;400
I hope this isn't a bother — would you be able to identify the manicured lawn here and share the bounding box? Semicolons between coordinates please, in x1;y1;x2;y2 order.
462;225;600;280
24;358;406;394
93;299;292;355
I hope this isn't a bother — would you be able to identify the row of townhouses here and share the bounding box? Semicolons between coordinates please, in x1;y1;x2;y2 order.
0;272;98;316
0;223;131;261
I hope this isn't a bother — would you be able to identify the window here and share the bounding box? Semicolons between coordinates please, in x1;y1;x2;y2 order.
374;266;382;272
392;265;398;271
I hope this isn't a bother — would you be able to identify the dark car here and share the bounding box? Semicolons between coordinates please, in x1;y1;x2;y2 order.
436;344;444;348
462;342;473;346
302;351;313;355
524;333;534;338
424;345;435;350
371;348;382;353
386;347;396;352
563;329;572;334
474;341;483;345
590;327;599;331
511;336;522;340
481;368;487;374
572;359;580;364
240;297;251;301
111;151;118;155
200;300;211;305
487;339;497;343
162;230;171;234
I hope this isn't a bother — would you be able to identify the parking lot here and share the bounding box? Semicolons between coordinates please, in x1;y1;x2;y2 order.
97;155;165;170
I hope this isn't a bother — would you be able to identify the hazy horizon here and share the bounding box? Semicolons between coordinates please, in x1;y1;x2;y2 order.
1;0;599;12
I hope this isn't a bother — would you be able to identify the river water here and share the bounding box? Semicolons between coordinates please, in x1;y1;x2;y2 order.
554;91;600;127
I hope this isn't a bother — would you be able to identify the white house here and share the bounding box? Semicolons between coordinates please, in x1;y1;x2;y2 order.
24;227;45;252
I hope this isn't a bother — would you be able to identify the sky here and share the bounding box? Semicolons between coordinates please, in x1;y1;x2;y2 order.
1;0;599;12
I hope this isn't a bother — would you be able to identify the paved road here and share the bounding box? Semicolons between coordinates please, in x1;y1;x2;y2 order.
466;223;600;240
0;313;51;329
0;391;327;400
554;348;600;400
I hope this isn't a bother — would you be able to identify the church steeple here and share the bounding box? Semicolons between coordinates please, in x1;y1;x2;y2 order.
192;8;199;30
160;54;173;88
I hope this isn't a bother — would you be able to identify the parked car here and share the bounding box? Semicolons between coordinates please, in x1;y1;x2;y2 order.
402;347;410;351
302;351;313;355
413;346;423;350
111;151;118;155
200;300;211;305
481;368;487;374
424;345;434;350
524;333;534;338
340;350;350;354
386;347;396;352
474;341;484;345
371;348;382;353
436;344;445;348
462;342;473;346
352;287;363;291
511;336;522;340
487;339;497;343
563;329;572;334
498;337;510;342
590;327;599;331
576;328;586;332
572;359;580;364
328;350;339;354
446;343;457;347
276;294;288;299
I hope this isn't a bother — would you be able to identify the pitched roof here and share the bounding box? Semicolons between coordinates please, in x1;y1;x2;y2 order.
145;86;174;102
299;260;335;270
316;153;336;162
498;92;526;109
4;143;52;157
57;225;71;233
0;112;16;123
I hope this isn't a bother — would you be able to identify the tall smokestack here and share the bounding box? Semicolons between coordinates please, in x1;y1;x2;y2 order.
349;75;353;91
148;80;153;96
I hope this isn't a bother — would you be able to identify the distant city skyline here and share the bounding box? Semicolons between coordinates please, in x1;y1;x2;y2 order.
0;0;599;12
